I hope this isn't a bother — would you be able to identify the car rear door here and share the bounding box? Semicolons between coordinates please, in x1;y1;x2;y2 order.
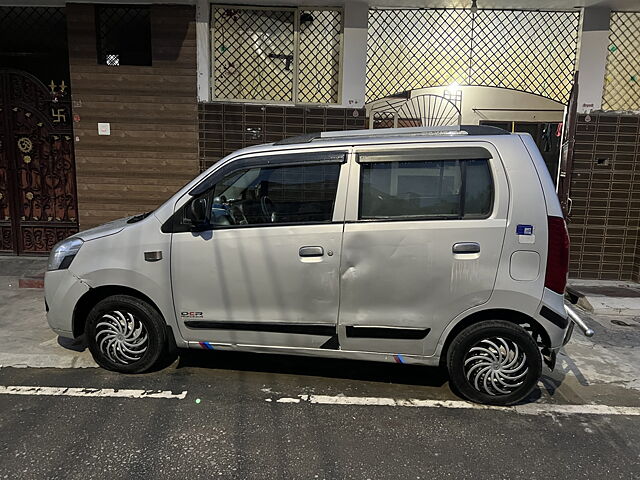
338;142;509;356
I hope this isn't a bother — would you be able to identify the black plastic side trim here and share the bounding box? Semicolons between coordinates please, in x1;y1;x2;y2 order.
540;306;569;329
358;146;492;162
345;326;431;340
320;335;340;349
184;321;335;336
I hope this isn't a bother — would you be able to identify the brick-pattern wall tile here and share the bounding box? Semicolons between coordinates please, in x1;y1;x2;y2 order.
198;103;366;171
571;113;640;280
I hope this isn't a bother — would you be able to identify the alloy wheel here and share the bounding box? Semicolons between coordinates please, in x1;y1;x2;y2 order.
95;310;148;365
463;337;529;396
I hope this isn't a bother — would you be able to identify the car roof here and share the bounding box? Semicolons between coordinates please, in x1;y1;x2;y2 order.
229;125;511;158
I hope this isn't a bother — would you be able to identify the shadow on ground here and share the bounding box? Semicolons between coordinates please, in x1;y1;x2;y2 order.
176;349;450;388
53;335;558;402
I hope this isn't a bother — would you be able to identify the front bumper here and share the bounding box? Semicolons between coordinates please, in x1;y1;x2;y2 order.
44;269;90;339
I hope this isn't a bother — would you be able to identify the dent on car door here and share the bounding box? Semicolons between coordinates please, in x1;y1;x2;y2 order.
169;150;350;349
338;144;507;356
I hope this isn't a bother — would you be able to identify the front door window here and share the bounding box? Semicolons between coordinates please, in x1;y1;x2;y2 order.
202;163;341;227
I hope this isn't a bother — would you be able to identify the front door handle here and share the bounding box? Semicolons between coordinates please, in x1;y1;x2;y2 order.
299;246;324;257
452;242;480;254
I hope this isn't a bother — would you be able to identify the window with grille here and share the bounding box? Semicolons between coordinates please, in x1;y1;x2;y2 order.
211;6;342;104
602;12;640;111
96;5;152;66
0;7;69;84
367;8;580;104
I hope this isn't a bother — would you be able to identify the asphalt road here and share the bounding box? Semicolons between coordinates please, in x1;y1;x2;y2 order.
1;351;639;480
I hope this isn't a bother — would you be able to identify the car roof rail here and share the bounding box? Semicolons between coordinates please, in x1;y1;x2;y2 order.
273;125;509;146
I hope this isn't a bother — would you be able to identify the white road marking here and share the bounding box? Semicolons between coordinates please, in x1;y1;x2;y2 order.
276;397;301;403
0;385;187;400
270;394;640;416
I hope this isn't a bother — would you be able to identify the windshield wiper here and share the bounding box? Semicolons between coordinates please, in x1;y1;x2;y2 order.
127;211;152;224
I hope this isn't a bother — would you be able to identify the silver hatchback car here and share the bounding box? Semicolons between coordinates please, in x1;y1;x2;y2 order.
45;126;580;405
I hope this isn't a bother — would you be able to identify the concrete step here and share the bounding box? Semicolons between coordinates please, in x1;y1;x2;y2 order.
567;280;640;316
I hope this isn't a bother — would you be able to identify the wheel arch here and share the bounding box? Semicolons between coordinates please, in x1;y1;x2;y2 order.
72;285;166;338
438;308;552;367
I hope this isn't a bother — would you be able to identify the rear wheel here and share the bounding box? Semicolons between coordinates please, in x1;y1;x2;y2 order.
85;295;169;373
447;320;542;405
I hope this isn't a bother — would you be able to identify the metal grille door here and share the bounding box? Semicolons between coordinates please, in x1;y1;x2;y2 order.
298;10;341;103
602;12;640;111
0;70;78;254
367;8;580;104
211;6;342;104
212;8;295;102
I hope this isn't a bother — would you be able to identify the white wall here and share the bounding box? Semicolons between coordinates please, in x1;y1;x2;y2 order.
576;7;611;112
340;1;368;108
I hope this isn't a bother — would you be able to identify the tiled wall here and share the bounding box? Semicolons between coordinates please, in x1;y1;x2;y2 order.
198;102;366;171
569;113;640;281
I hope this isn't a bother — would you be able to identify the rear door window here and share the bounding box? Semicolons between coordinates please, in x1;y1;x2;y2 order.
358;149;493;221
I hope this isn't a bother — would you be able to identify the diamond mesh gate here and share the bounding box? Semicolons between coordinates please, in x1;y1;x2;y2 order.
602;12;640;111
367;8;580;104
298;10;341;103
211;6;342;103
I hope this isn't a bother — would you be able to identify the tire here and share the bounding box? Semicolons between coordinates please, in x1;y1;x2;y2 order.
446;320;542;406
85;295;169;373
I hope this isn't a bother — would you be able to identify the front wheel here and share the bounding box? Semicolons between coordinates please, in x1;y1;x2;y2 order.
447;320;542;406
85;295;170;373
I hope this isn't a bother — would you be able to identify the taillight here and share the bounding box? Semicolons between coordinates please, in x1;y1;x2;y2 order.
545;216;570;294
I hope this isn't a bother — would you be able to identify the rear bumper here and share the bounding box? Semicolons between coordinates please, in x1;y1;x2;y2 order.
536;287;570;349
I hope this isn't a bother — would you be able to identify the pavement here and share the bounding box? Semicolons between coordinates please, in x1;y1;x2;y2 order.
0;258;639;478
0;257;95;368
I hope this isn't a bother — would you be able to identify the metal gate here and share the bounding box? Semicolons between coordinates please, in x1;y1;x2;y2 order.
0;69;78;254
368;93;462;129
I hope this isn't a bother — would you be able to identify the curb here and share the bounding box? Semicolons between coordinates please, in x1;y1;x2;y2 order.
0;274;44;289
18;276;45;289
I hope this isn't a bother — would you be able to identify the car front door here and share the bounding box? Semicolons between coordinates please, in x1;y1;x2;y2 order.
170;149;349;349
338;142;509;356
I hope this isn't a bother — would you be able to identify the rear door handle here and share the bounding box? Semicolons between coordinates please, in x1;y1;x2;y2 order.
299;246;324;257
452;242;480;254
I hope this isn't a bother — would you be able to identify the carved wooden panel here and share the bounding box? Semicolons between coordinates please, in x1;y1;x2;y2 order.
1;69;78;254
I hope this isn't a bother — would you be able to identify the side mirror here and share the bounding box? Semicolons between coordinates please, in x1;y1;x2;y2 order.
187;197;208;227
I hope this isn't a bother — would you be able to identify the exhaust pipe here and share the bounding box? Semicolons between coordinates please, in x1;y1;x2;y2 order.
565;304;595;337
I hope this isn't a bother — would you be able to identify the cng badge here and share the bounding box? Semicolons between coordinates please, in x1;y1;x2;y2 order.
181;312;203;318
516;224;535;244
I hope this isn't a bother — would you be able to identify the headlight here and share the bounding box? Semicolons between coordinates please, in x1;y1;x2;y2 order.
48;238;84;271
